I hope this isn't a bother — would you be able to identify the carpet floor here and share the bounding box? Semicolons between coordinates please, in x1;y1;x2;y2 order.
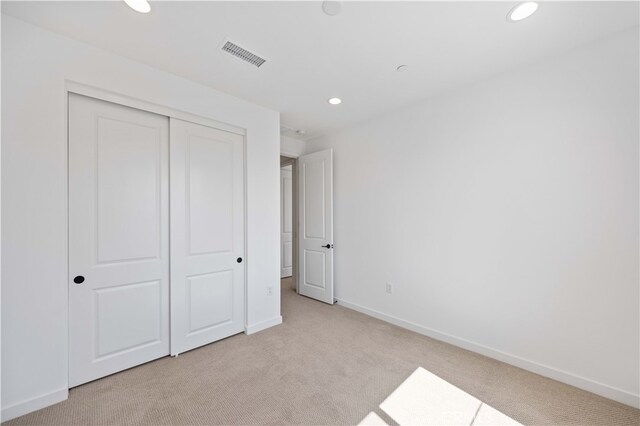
6;278;639;425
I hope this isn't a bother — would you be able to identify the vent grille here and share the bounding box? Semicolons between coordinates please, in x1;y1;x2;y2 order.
221;41;266;68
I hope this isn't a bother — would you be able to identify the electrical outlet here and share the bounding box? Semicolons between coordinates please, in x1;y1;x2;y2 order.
267;286;273;296
386;282;393;294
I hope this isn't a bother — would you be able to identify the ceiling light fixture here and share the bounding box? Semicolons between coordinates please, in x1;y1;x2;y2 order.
507;2;538;22
322;0;343;16
328;97;342;105
124;0;151;13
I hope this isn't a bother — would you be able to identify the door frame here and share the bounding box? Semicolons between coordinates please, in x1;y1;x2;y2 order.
280;155;299;292
65;81;249;384
280;164;293;279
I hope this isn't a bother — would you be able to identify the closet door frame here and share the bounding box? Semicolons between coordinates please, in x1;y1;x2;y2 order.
65;81;248;379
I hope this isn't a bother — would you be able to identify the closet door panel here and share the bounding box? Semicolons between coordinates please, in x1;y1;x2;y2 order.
170;118;245;355
68;94;170;387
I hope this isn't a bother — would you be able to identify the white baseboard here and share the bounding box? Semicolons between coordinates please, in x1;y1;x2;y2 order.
281;269;292;279
246;316;283;335
1;387;68;422
336;298;640;409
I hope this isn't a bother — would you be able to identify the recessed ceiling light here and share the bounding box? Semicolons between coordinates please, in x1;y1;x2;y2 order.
124;0;151;13
396;65;408;72
507;2;538;22
322;0;342;16
328;97;342;105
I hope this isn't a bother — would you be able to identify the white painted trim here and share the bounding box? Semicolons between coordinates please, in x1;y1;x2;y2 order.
245;316;282;335
336;298;640;409
1;388;68;422
291;160;299;293
280;150;300;158
65;81;246;136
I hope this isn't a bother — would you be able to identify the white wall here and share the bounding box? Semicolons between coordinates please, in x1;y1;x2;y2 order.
1;15;281;420
308;29;639;407
280;135;307;158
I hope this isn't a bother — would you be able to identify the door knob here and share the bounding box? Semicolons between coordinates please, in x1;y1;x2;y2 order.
321;244;333;249
73;275;85;284
237;257;243;263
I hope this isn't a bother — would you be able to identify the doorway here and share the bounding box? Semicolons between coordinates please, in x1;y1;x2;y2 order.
280;155;298;294
279;149;335;305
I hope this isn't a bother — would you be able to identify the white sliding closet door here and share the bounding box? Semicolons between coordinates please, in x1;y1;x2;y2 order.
170;118;245;356
69;94;170;387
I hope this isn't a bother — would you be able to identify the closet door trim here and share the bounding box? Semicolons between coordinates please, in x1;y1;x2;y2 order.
66;80;246;136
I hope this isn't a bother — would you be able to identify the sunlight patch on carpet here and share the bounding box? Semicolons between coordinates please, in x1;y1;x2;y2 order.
359;412;389;425
359;367;522;426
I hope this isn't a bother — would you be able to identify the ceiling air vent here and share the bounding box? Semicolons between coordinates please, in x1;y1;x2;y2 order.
221;40;266;68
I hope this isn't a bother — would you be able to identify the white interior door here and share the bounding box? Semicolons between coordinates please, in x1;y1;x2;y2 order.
281;166;293;278
69;94;170;387
298;149;334;304
170;118;245;355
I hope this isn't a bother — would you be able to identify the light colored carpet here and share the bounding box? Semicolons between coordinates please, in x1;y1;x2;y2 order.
6;278;639;425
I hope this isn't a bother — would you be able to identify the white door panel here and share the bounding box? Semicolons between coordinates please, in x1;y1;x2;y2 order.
170;118;245;355
187;136;234;255
298;149;334;304
281;167;293;278
95;280;162;357
69;94;170;387
96;118;162;262
303;161;326;239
